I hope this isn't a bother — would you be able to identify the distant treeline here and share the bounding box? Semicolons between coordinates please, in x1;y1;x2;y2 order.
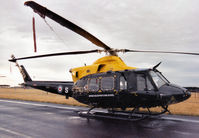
184;87;199;92
0;85;10;88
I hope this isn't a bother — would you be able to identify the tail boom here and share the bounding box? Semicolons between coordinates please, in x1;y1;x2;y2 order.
15;61;73;98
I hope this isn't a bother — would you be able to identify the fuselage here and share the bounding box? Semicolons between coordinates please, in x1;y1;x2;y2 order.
72;68;191;109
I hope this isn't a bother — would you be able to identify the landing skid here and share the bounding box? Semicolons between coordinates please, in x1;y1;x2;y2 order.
78;105;171;121
78;111;148;121
107;105;171;116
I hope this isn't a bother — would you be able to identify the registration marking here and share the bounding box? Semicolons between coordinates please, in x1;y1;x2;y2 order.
89;94;114;97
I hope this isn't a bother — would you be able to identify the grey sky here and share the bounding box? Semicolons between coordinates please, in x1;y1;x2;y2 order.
0;0;199;86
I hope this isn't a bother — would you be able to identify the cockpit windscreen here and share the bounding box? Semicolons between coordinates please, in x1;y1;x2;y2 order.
149;71;168;88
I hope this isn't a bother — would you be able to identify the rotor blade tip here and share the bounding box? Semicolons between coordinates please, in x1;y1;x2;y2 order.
24;1;33;6
8;59;16;63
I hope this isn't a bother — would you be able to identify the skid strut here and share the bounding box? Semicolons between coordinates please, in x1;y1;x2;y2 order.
87;106;95;114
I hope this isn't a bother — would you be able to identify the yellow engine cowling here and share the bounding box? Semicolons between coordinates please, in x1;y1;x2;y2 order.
70;56;136;82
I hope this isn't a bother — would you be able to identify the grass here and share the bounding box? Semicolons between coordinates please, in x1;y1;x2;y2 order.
0;88;198;116
0;88;86;107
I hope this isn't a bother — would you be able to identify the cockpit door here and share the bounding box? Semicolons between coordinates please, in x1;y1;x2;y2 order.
136;73;155;91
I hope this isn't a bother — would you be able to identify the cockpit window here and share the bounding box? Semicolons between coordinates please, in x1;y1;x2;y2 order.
101;77;114;91
149;71;167;88
156;72;169;83
88;78;99;91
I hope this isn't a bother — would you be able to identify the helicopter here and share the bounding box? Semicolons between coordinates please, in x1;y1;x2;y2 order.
9;1;198;117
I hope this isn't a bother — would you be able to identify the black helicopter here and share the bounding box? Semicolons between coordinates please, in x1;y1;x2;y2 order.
9;1;198;117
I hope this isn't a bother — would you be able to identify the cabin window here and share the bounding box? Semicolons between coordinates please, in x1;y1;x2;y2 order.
88;78;99;91
101;77;114;91
120;76;127;90
75;79;86;87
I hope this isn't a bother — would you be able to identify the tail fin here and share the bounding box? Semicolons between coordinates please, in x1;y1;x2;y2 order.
19;65;32;82
9;55;32;82
15;62;32;82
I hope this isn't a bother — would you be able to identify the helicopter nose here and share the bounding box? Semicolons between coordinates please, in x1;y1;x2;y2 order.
182;89;191;101
159;84;191;104
172;85;191;103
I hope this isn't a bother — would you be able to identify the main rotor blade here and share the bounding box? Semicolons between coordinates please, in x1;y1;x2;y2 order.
124;49;199;56
9;50;98;62
24;1;116;56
